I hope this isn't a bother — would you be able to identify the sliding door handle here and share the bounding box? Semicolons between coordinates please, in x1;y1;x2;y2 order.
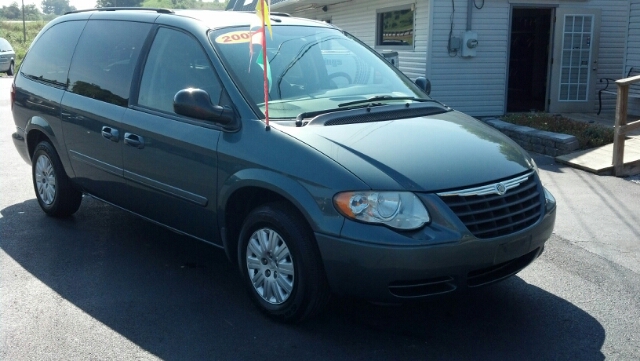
124;132;145;149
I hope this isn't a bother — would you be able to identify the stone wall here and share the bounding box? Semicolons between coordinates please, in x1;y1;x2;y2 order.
482;118;580;156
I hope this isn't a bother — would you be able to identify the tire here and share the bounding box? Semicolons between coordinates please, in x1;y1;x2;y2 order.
237;201;331;323
32;141;82;217
7;61;14;76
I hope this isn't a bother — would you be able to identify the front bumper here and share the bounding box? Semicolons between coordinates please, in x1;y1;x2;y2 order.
315;206;555;302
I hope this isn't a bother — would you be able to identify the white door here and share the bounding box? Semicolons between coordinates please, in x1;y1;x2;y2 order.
548;8;601;113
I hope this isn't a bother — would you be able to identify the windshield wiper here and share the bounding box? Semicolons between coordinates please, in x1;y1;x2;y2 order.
338;96;436;108
295;103;379;126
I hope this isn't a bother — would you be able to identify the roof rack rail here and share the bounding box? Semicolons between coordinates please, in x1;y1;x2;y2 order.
65;7;174;15
236;10;291;17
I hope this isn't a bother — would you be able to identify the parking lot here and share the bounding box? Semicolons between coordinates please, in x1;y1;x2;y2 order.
1;76;639;360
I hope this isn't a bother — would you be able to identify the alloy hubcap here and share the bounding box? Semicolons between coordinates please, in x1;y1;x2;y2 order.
246;227;294;305
35;154;56;205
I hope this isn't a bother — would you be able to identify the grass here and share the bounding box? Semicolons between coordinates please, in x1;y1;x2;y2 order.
0;20;48;71
501;113;614;150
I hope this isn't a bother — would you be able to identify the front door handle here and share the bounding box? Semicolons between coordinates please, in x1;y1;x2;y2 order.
101;126;119;142
124;132;145;149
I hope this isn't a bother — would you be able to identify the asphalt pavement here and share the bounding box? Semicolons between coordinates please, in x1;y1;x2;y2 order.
1;75;639;360
533;153;640;275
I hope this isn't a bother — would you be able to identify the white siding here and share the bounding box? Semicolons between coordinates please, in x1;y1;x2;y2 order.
429;0;509;116
627;0;640;115
583;0;631;114
295;0;430;80
429;0;630;116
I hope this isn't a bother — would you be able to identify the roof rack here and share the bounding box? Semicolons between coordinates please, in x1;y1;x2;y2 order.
235;10;291;17
65;7;174;15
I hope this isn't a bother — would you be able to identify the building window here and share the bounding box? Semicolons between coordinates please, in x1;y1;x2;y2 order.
376;5;414;48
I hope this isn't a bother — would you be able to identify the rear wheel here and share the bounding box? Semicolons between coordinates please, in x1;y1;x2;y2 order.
238;201;330;323
32;141;82;217
7;61;14;76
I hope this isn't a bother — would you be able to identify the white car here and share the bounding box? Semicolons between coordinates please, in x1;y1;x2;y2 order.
0;37;16;76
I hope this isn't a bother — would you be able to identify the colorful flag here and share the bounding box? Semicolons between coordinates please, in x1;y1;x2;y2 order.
250;0;272;127
256;0;273;39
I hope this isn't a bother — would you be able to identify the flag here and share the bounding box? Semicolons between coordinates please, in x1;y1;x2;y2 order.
250;0;272;127
256;0;273;39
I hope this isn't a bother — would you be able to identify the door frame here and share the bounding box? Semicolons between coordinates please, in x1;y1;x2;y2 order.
506;5;555;113
548;7;601;113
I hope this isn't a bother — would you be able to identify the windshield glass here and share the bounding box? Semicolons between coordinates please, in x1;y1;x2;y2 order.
210;25;428;119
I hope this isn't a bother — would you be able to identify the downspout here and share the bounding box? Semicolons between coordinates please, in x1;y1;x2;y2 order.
467;0;473;31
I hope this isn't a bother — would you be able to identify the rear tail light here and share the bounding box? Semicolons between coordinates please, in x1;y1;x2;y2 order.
10;81;15;109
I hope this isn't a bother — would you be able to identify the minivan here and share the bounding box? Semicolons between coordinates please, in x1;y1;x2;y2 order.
11;8;556;322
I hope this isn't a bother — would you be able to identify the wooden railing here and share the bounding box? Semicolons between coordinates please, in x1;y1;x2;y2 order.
612;74;640;176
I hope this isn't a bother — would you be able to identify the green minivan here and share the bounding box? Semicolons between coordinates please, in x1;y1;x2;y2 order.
11;8;556;322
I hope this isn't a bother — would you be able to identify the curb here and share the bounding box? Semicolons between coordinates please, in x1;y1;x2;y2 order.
480;117;580;156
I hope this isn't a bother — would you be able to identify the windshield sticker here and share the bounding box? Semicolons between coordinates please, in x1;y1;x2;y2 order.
215;31;252;44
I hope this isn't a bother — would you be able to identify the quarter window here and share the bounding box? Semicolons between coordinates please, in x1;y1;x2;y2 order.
19;21;86;88
138;28;222;115
376;5;415;48
67;20;151;107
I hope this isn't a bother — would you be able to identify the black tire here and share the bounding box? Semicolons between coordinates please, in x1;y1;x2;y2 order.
7;61;14;76
32;141;82;217
237;201;331;323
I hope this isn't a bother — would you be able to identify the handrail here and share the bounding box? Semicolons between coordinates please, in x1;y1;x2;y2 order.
612;74;640;176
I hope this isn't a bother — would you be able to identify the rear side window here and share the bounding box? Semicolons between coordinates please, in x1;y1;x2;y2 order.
138;27;222;114
20;21;86;88
68;20;151;107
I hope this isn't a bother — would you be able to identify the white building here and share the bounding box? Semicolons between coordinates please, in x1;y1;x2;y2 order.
228;0;640;117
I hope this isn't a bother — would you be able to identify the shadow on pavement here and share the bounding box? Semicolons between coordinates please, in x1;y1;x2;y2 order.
1;197;605;361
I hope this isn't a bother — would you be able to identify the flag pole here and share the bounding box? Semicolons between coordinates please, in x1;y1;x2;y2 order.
260;0;270;130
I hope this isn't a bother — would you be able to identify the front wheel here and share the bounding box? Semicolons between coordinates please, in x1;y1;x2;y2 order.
238;202;330;323
32;141;82;217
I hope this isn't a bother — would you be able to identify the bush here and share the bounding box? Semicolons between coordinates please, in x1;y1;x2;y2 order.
501;113;614;150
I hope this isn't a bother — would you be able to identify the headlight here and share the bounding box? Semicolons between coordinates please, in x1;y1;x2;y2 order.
543;187;556;213
529;157;539;174
333;191;430;230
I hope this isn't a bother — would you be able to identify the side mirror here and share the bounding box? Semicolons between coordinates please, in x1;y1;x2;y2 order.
174;88;235;126
415;77;431;96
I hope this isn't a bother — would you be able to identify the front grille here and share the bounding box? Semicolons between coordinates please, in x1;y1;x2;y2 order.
438;173;542;238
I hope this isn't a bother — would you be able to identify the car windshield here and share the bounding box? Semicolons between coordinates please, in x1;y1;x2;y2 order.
210;25;428;119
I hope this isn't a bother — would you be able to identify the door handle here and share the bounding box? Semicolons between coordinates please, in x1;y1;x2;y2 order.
101;126;119;142
124;132;145;149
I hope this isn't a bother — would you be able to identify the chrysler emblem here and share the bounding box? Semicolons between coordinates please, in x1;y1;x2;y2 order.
495;182;507;195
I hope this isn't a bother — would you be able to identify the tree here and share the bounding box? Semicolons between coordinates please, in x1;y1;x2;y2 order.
42;0;76;15
96;0;144;7
0;2;40;20
23;4;42;19
0;3;22;19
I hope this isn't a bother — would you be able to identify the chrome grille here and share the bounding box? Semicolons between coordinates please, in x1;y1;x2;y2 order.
437;172;542;239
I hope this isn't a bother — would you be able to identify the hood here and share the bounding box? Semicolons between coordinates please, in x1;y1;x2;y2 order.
277;110;534;192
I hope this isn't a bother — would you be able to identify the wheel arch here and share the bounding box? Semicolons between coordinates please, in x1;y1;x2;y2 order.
25;117;75;178
218;168;344;265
